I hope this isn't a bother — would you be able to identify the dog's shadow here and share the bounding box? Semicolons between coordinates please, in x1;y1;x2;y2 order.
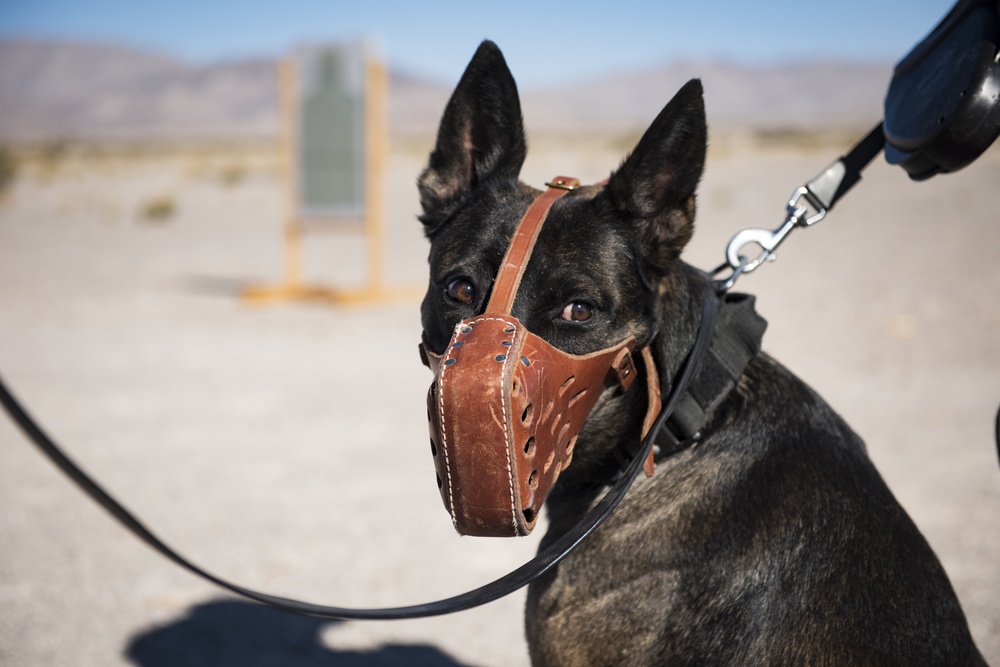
126;599;476;667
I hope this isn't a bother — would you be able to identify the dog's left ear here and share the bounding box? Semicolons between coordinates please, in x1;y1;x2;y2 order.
418;41;527;232
607;79;707;274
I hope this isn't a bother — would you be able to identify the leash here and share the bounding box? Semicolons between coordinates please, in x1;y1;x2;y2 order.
0;291;719;620
710;0;1000;457
713;123;885;291
714;117;1000;463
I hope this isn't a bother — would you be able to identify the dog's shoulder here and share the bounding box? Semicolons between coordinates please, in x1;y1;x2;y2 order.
529;353;985;665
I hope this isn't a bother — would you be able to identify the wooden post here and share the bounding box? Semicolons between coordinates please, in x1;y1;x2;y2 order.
280;59;303;288
364;57;387;293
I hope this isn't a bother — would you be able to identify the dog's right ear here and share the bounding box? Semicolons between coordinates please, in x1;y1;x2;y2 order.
606;79;707;276
418;41;527;233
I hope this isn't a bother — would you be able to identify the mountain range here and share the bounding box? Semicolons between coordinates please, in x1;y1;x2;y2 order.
0;39;895;141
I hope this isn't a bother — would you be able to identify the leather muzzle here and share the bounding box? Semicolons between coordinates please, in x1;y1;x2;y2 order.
420;177;655;537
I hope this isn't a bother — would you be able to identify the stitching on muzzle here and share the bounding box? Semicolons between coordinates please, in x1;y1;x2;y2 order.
436;316;520;534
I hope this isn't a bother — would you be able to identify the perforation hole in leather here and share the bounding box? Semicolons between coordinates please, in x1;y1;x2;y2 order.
528;470;538;489
522;507;536;523
568;387;588;407
558;376;575;394
430;437;437;457
521;403;533;426
524;436;536;457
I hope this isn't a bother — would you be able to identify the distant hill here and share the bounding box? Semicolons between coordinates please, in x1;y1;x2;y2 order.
522;60;892;132
0;39;278;140
0;38;893;141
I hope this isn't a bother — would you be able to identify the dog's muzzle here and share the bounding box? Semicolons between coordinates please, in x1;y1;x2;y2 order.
422;316;636;536
419;177;656;537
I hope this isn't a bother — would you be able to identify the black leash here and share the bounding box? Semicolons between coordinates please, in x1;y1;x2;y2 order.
996;403;1000;470
804;123;885;212
0;293;719;620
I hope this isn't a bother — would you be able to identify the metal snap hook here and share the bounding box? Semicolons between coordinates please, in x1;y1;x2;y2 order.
714;186;828;292
724;216;797;275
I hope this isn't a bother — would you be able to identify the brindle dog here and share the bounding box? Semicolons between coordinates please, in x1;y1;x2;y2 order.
417;41;985;666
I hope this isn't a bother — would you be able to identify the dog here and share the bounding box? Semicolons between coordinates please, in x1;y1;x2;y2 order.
417;41;985;666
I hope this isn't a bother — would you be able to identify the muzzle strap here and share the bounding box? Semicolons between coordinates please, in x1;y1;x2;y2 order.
639;346;661;477
486;176;579;313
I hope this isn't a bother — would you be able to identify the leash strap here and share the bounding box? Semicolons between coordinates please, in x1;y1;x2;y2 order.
804;123;886;211
486;177;578;313
0;293;719;620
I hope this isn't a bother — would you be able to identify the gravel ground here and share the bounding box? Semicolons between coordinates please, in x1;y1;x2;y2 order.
1;130;998;666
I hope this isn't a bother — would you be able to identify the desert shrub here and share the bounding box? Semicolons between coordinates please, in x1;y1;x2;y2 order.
140;195;177;223
0;147;17;195
219;163;247;187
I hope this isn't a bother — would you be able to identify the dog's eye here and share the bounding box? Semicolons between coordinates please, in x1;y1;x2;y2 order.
560;302;593;322
445;278;475;305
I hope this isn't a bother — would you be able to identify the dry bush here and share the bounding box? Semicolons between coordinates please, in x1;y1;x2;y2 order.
0;147;16;196
139;195;177;223
219;163;246;187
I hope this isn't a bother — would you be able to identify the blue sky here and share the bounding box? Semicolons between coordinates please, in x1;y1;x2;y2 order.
1;0;954;89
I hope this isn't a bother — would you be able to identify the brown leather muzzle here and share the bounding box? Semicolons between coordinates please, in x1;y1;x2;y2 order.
420;177;656;537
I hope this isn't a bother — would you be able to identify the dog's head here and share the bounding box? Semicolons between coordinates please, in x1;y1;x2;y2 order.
418;41;707;536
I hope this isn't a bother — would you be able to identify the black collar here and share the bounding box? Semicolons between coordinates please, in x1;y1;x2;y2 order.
655;292;767;458
609;292;766;475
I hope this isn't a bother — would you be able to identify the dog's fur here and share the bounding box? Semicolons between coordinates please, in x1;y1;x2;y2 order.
418;41;985;666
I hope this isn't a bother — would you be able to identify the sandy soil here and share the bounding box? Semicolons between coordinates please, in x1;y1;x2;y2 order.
1;129;998;666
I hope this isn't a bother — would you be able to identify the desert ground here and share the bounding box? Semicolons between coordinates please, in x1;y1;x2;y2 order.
1;128;998;666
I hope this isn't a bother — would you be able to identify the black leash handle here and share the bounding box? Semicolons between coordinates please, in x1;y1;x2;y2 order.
0;295;719;620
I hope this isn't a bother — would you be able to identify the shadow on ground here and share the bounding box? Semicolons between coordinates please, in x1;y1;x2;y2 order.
126;599;476;667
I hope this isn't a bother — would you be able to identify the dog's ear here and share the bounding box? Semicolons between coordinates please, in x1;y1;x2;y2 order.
418;41;527;231
607;79;707;274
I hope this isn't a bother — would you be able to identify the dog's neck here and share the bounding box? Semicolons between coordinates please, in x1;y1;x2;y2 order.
543;262;712;522
650;264;713;395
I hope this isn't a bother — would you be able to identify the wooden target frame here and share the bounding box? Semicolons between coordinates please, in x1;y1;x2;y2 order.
245;43;416;306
